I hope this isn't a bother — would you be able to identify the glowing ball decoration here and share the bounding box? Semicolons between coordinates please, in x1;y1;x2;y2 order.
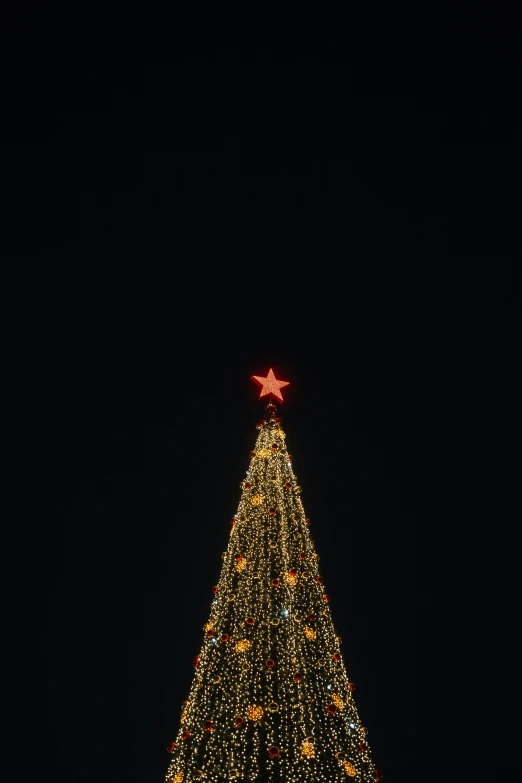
173;772;184;783
247;704;264;722
301;740;315;758
343;761;357;777
235;639;251;653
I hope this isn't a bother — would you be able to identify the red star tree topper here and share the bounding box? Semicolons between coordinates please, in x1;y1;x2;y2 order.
251;368;290;403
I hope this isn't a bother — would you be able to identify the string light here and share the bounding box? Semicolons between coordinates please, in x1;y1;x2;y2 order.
165;406;379;783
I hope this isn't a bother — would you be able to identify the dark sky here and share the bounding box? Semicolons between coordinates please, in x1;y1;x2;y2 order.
5;60;520;783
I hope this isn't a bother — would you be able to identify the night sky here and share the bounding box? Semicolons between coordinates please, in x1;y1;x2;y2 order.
5;61;520;783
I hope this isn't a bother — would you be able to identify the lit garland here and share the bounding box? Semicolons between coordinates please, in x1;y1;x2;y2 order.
165;408;380;783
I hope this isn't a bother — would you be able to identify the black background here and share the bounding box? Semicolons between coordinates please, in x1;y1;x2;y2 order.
4;58;520;783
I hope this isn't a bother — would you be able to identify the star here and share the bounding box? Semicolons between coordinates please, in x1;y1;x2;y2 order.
251;368;290;402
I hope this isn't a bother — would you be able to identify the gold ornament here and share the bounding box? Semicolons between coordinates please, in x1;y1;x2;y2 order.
286;571;299;586
174;773;184;783
257;448;271;459
267;701;279;712
303;626;317;641
236;558;247;572
332;693;344;710
301;740;315;758
246;704;264;721
276;429;285;439
251;493;264;506
317;658;325;667
180;709;187;723
213;675;222;684
235;639;252;653
253;571;261;579
228;593;237;601
343;760;357;777
204;622;213;632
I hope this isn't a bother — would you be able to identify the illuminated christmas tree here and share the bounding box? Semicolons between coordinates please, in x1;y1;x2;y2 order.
165;370;382;783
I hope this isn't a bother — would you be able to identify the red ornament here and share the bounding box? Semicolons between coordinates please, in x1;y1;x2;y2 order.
166;742;176;753
332;653;340;662
249;450;256;457
204;719;214;732
234;716;244;727
271;578;280;587
266;659;275;668
324;594;331;603
235;554;243;562
315;576;324;585
212;585;219;594
289;568;297;576
268;745;280;758
305;517;311;525
271;443;279;451
308;613;316;622
268;508;276;515
221;633;229;643
287;454;292;462
349;682;355;692
359;743;367;753
294;673;302;682
374;769;384;781
251;368;290;403
257;420;265;427
326;703;337;715
276;417;283;424
246;617;255;626
207;630;215;638
284;481;292;490
182;730;190;740
193;655;200;669
299;551;306;560
244;481;252;490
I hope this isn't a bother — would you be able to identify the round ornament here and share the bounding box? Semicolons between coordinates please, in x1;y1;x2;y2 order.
299;551;306;560
332;653;340;662
359;743;367;753
166;742;176;753
193;655;200;669
267;702;279;712
294;673;302;682
324;594;331;603
182;730;190;740
268;746;280;758
343;761;357;777
349;682;355;692
246;617;255;626
244;481;252;490
271;443;279;451
221;633;229;643
213;585;219;595
266;659;275;668
271;578;280;587
327;703;338;715
204;719;214;731
316;576;324;585
284;481;292;490
374;769;383;781
235;639;251;653
305;517;311;525
303;626;317;641
308;613;316;622
173;772;184;783
268;507;276;515
234;716;244;727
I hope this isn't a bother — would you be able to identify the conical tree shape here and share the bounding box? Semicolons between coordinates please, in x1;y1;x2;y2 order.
166;404;380;783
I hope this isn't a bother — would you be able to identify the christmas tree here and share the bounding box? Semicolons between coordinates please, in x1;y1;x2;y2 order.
165;370;382;783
